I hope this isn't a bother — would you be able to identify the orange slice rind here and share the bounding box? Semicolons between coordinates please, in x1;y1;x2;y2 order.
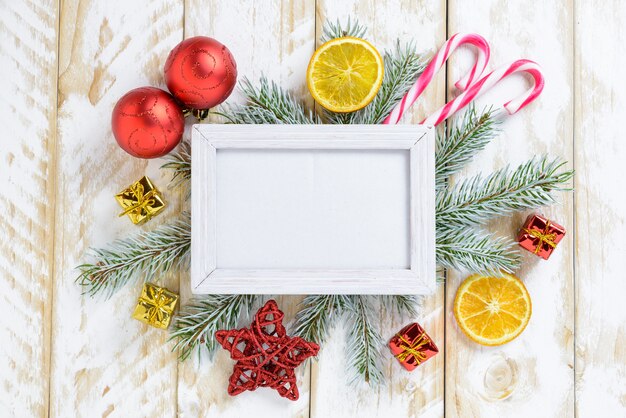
307;37;384;113
454;273;531;346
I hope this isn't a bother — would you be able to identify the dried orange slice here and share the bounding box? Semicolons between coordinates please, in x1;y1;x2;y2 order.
454;273;531;346
307;37;384;113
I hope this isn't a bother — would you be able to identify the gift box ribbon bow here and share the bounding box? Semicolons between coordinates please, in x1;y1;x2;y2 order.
141;287;174;323
118;182;158;217
524;221;557;254
395;332;429;364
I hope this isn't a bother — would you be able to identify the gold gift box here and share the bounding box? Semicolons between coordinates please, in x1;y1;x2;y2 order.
132;282;179;329
115;176;165;225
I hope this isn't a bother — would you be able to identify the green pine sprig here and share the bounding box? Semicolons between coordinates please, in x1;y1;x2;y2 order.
436;106;500;188
76;214;191;298
293;296;420;338
437;156;574;229
161;140;191;198
320;18;367;43
170;295;258;361
436;228;520;274
345;296;384;385
381;295;421;317
293;295;351;344
218;76;319;124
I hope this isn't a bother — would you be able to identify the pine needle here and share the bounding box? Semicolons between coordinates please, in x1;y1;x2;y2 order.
293;295;350;344
170;295;258;361
76;214;191;298
436;228;520;274
320;18;367;43
161;140;191;198
380;295;422;317
437;156;574;228
218;76;319;124
436;106;500;188
345;296;384;385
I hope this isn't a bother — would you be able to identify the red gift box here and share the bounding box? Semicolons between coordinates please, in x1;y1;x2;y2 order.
517;214;566;260
389;322;438;371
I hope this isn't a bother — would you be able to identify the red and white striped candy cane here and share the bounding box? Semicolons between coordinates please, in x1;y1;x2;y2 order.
383;32;490;125
421;59;545;126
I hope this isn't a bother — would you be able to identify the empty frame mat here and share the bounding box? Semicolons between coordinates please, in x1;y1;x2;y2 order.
191;125;435;294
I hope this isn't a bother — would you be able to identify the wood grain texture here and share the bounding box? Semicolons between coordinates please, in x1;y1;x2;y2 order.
310;1;446;417
446;1;575;416
574;0;626;414
5;1;626;416
0;0;58;416
178;2;316;417
50;1;184;417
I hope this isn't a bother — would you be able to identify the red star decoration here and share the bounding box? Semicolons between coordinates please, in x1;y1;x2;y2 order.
215;299;320;401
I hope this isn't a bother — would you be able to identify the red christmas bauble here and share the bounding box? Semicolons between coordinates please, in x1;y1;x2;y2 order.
164;36;237;110
111;87;184;159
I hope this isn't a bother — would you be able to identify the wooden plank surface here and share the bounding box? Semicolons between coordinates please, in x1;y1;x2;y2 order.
3;0;626;417
574;0;626;414
0;0;58;416
445;1;575;417
310;2;446;417
177;2;315;417
49;1;183;417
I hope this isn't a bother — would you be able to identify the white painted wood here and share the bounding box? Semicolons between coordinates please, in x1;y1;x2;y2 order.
446;1;575;417
574;0;626;415
193;270;434;295
310;1;447;417
50;1;183;417
191;124;435;294
178;2;316;417
10;0;626;416
0;0;58;416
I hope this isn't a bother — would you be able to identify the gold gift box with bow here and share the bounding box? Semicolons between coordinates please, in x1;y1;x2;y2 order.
115;176;165;225
132;282;179;329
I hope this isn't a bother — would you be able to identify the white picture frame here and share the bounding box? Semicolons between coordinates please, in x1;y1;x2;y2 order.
191;124;435;295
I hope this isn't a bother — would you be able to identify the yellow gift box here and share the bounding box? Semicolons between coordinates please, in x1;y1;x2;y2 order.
115;176;165;225
132;282;179;329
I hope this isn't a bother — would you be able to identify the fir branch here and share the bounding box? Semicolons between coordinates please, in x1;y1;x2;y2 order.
380;295;421;317
320;18;367;43
436;106;500;188
436;228;520;274
437;156;574;228
325;41;426;125
76;214;191;298
345;296;384;385
170;295;258;361
218;76;319;124
161;140;191;197
293;295;350;344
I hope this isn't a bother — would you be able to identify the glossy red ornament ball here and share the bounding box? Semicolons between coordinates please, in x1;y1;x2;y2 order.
164;36;237;110
111;87;185;159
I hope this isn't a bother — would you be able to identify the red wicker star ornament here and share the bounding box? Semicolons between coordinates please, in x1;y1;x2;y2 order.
215;299;320;401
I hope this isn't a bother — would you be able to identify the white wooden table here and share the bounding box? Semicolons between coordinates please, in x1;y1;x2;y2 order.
1;0;624;417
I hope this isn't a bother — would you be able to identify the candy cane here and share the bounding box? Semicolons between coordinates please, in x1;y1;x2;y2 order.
383;33;490;125
421;59;545;126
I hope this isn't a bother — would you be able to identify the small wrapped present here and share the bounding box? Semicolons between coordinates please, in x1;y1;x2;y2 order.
115;176;165;225
517;214;565;260
389;322;438;371
132;282;179;329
